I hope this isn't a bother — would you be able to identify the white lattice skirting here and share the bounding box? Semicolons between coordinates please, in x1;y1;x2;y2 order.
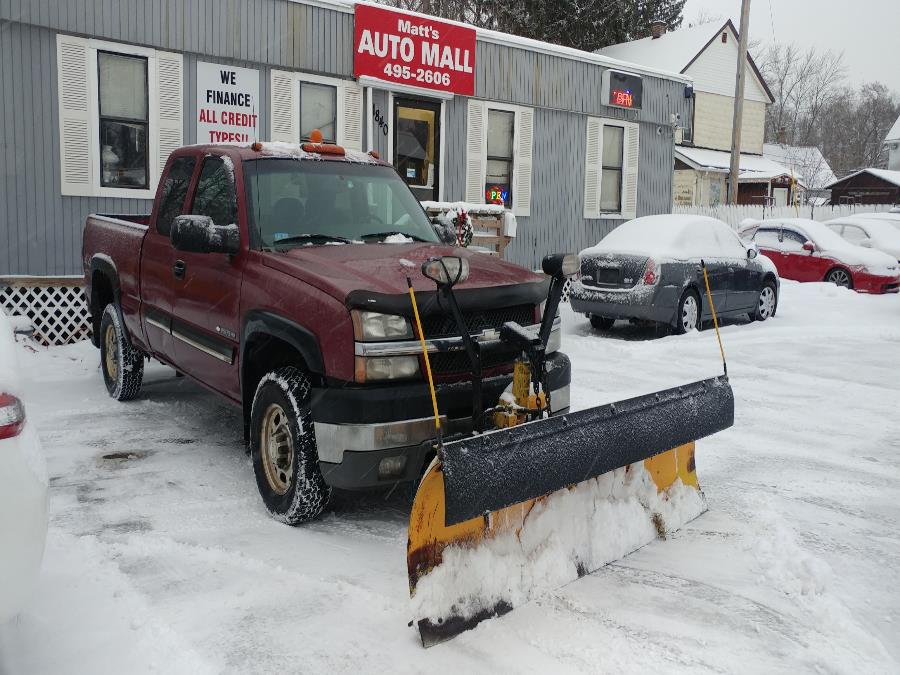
0;278;91;346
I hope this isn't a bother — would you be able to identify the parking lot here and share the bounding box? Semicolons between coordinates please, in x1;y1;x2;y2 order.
1;280;899;674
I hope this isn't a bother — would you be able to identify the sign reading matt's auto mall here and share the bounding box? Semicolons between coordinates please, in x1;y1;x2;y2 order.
196;61;260;144
353;4;476;96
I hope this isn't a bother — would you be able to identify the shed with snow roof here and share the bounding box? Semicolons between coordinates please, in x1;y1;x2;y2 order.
825;169;900;206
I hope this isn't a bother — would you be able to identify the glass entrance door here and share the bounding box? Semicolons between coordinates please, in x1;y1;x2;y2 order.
393;98;440;202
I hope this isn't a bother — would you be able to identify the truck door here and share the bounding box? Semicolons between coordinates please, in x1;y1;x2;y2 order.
141;155;197;363
171;155;244;401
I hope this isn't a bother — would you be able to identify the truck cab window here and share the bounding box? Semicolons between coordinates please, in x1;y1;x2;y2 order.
98;51;149;189
192;157;237;226
156;157;197;236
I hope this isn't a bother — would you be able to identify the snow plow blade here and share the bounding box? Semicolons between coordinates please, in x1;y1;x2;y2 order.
408;375;733;647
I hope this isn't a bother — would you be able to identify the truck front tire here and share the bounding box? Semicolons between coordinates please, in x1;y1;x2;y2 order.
99;303;144;401
250;367;330;524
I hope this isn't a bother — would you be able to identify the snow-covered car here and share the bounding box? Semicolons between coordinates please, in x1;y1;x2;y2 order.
738;218;900;294
825;215;900;262
0;312;47;623
570;215;780;334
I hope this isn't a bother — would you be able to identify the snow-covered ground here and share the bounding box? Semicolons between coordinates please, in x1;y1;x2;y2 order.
2;280;899;674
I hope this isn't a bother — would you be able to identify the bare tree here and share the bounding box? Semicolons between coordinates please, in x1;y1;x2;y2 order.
759;43;847;146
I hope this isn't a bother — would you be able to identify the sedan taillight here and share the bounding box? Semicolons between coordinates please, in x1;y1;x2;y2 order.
642;259;661;285
0;393;26;440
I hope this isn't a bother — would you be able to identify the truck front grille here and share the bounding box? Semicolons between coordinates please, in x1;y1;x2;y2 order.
419;304;534;339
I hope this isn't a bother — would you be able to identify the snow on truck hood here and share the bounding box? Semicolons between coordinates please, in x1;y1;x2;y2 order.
580;215;746;261
262;243;544;301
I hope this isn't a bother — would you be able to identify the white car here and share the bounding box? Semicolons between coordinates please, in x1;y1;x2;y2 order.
825;215;900;262
0;312;48;622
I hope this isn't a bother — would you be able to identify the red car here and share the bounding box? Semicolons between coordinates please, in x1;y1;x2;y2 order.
739;218;899;294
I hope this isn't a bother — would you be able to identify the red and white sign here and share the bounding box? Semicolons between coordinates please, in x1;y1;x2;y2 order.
196;62;260;144
353;4;476;96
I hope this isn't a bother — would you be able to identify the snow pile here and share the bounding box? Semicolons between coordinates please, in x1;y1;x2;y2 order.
581;215;744;261
0;310;20;395
752;507;831;597
411;463;705;623
382;233;414;244
251;141;378;165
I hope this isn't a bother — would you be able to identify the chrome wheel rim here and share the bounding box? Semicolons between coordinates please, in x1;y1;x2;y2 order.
104;323;119;381
261;403;294;495
759;286;775;318
828;269;851;287
681;295;698;332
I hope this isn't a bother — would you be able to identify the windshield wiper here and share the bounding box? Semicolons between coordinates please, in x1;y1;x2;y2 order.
359;231;428;242
273;233;356;247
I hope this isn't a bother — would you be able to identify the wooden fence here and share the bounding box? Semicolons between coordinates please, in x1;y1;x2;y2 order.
672;204;896;229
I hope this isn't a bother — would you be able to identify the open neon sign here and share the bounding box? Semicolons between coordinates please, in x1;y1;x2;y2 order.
611;89;634;108
485;185;508;204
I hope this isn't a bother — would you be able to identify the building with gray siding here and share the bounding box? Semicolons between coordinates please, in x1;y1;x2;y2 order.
1;0;691;282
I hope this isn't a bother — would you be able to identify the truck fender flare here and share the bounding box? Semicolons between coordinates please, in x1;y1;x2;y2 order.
89;254;121;304
241;311;325;378
88;254;121;347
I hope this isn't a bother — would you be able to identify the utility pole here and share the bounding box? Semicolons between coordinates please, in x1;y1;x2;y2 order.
728;0;751;204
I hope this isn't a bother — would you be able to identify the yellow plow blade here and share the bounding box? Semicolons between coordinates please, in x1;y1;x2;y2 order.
408;442;704;647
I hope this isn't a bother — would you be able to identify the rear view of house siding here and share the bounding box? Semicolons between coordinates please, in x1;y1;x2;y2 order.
692;93;765;154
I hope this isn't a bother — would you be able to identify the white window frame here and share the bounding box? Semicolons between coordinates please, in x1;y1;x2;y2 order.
269;70;363;150
583;117;639;220
88;40;159;199
466;100;534;217
297;72;344;144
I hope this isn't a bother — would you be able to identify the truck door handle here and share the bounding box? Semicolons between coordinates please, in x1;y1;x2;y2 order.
173;260;186;279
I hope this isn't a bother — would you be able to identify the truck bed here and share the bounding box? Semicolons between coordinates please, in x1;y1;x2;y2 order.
82;213;152;346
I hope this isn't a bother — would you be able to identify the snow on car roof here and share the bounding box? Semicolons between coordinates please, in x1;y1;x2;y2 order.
827;216;900;243
581;214;741;260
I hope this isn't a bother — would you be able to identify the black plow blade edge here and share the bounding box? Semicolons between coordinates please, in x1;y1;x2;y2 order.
418;601;514;648
441;375;734;526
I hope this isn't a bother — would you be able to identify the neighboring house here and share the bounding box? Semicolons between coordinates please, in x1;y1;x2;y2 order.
599;20;794;207
826;169;900;206
884;114;900;171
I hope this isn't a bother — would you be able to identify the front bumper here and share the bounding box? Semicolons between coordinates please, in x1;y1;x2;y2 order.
313;352;571;489
852;271;900;294
569;281;680;324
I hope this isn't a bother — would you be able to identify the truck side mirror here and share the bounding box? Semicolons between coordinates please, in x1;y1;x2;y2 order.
802;241;816;253
430;216;457;245
747;247;758;259
171;215;239;255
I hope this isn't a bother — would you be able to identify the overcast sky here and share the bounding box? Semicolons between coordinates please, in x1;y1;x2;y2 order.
682;0;900;95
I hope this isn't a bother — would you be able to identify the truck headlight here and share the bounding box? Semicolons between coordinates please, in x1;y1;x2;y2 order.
355;355;420;382
352;310;414;341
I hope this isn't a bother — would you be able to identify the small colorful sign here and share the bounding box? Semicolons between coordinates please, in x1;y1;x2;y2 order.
485;185;508;205
354;4;476;96
603;70;643;110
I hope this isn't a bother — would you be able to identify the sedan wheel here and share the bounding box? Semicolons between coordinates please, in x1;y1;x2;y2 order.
755;284;777;321
674;290;700;334
826;268;852;288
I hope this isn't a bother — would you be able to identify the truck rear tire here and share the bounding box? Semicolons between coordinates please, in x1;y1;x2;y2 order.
250;367;330;524
99;303;144;401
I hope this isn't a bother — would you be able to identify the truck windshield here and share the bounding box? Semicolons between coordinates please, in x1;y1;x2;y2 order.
244;158;439;248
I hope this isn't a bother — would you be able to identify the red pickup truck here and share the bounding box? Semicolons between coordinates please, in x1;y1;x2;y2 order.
83;141;570;524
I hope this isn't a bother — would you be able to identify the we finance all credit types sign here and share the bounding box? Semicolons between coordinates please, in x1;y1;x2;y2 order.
196;62;260;144
354;4;476;96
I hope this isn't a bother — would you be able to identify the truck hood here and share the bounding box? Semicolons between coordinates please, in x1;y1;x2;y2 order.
262;243;545;305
